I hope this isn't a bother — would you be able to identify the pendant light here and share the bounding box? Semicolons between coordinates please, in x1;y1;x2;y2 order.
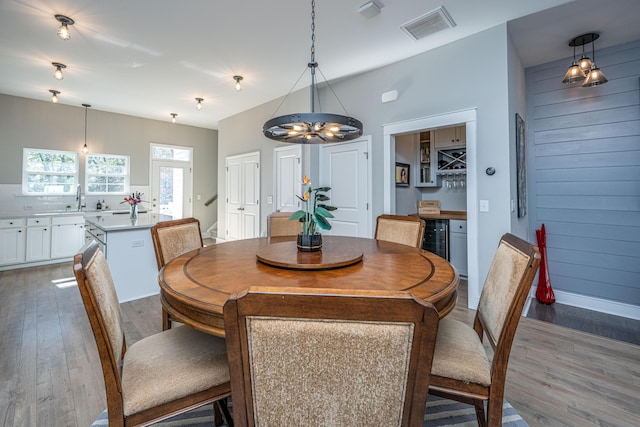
561;44;585;84
195;98;204;110
170;113;177;123
582;34;608;87
82;104;91;154
262;0;363;144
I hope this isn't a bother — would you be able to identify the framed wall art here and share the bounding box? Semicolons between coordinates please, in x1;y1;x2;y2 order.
395;162;410;186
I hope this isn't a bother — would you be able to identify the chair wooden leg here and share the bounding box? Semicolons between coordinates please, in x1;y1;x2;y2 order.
162;308;171;330
486;397;504;427
474;399;487;427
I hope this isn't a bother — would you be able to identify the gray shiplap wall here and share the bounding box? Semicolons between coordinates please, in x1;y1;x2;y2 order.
526;39;640;306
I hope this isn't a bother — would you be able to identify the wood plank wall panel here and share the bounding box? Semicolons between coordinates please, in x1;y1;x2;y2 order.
525;39;640;307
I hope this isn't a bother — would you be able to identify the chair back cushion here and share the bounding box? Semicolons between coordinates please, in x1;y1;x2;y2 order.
224;287;439;427
267;212;303;237
477;234;540;346
74;242;126;381
375;215;425;248
151;218;203;269
248;317;413;425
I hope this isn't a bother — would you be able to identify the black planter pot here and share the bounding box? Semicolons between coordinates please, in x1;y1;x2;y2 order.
297;233;323;252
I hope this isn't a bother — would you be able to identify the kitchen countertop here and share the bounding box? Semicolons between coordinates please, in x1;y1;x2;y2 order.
414;210;467;221
85;212;172;231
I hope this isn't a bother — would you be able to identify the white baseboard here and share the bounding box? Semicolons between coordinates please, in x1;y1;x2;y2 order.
528;285;640;321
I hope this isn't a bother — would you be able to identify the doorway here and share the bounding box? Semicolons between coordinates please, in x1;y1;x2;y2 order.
225;151;260;240
319;136;372;237
382;109;479;308
150;144;193;219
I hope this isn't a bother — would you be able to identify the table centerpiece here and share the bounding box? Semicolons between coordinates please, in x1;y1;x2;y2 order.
288;176;336;252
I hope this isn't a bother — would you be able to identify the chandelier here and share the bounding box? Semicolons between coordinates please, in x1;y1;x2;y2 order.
562;33;608;87
262;0;363;144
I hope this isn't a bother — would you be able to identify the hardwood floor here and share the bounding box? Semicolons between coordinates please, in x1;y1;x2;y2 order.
0;263;638;426
527;299;640;346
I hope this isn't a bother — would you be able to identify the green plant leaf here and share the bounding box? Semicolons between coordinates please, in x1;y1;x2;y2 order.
288;210;306;220
318;204;337;211
316;194;330;202
315;206;335;218
314;187;331;192
314;213;332;230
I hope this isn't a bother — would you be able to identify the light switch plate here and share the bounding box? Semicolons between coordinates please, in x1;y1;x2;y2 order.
267;195;273;204
480;200;489;212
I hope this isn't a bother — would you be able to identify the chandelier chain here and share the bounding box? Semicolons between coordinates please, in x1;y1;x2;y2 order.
311;0;316;63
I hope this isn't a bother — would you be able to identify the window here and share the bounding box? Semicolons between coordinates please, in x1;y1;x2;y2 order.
22;148;78;195
152;145;191;161
86;153;130;194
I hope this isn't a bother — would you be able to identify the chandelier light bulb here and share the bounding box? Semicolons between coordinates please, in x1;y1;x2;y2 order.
52;62;66;80
55;15;75;41
49;89;60;103
578;54;593;73
195;98;203;110
82;143;88;154
57;24;70;40
233;75;243;92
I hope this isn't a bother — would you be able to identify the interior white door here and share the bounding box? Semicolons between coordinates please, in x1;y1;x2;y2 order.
319;138;371;237
226;156;243;240
151;161;192;218
225;152;260;240
274;145;302;212
241;153;260;239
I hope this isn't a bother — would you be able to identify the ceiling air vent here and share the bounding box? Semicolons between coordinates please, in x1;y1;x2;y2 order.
401;6;456;41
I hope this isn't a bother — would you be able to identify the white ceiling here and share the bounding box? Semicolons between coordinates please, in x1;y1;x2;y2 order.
1;0;639;130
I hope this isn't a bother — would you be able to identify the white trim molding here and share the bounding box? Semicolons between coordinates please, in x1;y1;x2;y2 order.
527;286;640;321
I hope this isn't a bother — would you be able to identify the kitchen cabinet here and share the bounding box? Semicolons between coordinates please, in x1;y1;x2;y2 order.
26;217;51;262
0;218;26;265
51;216;85;259
415;131;438;187
449;220;468;277
435;126;465;148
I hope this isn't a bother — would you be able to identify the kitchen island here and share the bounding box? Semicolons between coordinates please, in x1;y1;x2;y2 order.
85;212;172;302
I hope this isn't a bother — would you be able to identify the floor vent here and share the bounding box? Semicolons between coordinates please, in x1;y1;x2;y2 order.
401;6;456;41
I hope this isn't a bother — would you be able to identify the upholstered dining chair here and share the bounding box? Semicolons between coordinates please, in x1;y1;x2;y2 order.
151;217;203;330
266;211;303;237
223;286;440;427
374;214;426;249
73;241;233;427
428;233;540;427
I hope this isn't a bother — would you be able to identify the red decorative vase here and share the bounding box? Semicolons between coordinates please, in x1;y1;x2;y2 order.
535;224;555;304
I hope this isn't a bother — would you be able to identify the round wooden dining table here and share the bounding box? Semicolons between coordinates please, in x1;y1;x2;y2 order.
159;235;459;337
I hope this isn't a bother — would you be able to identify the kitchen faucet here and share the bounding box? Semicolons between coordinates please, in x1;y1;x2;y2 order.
76;184;84;211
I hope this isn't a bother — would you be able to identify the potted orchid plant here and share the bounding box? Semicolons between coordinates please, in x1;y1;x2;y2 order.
288;176;336;251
